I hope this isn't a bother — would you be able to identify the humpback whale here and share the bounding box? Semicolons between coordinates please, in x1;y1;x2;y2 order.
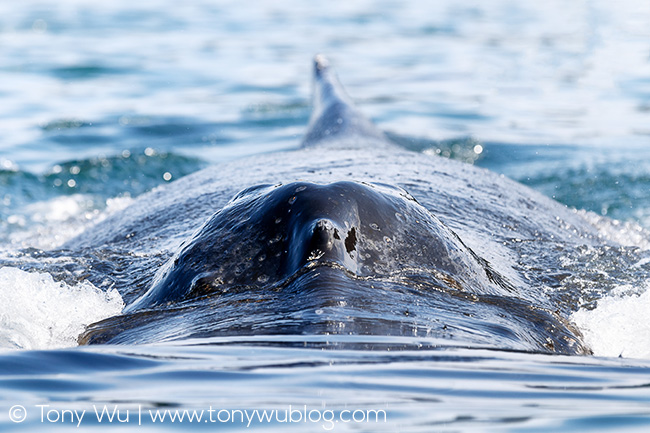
72;56;609;354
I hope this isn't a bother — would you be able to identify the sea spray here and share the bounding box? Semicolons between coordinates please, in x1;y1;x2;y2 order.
0;267;124;350
572;282;650;359
3;194;134;251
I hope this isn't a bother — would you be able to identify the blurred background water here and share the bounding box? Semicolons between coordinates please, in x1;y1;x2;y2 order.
1;0;650;431
1;0;649;244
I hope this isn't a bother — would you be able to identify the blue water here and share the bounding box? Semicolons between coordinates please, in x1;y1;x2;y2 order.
3;337;650;432
1;0;650;431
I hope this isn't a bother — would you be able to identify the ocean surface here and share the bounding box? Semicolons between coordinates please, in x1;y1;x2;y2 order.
1;0;650;431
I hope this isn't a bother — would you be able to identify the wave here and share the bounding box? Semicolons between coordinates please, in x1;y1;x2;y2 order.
572;281;650;359
0;267;124;350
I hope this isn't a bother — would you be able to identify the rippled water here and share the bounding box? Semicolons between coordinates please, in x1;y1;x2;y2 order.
2;0;650;431
3;337;650;432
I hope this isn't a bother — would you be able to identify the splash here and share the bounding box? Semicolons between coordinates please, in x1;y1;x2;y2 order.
572;282;650;359
0;267;124;350
3;194;133;251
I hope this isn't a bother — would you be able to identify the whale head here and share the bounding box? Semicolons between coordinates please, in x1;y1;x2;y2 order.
126;181;501;311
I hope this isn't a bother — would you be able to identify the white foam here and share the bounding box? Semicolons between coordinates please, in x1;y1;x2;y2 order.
572;282;650;359
0;267;124;350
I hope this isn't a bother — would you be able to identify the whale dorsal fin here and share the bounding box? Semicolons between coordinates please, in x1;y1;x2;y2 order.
301;55;389;149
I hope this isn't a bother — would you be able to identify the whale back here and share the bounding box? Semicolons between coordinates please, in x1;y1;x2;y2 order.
300;55;388;149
